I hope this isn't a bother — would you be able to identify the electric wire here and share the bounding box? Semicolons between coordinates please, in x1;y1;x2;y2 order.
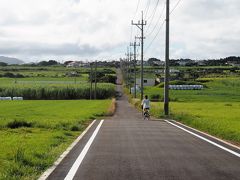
134;0;141;19
130;0;142;48
145;0;183;52
146;0;160;21
170;0;182;15
144;0;151;19
145;0;160;34
145;20;165;52
146;4;165;37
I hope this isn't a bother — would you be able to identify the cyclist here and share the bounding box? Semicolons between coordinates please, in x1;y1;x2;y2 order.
141;95;150;119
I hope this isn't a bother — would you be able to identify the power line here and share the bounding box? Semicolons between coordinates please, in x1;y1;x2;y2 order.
146;3;165;37
144;0;151;19
145;0;183;51
134;0;141;18
170;0;182;15
145;20;165;52
130;0;142;44
145;0;160;34
146;0;160;21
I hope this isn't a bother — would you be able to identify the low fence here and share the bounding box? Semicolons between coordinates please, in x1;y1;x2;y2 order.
169;85;203;90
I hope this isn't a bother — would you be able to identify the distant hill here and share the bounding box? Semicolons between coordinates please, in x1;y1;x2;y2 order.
0;56;24;65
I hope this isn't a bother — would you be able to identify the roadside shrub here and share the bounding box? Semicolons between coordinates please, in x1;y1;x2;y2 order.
7;120;33;129
70;125;81;131
3;72;25;78
150;94;163;102
102;68;115;74
196;79;212;83
3;72;15;78
99;75;117;84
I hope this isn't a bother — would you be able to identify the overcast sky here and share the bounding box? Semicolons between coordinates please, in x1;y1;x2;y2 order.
0;0;239;62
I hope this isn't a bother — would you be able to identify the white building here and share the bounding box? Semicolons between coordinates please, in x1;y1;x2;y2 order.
67;61;89;68
170;69;180;73
136;78;155;87
130;85;141;94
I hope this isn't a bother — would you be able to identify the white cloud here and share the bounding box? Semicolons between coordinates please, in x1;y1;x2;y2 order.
146;0;240;60
0;0;239;62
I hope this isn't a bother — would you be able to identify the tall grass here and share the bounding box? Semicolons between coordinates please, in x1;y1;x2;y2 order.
0;83;115;99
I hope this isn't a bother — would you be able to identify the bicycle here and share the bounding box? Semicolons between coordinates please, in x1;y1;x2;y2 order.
143;108;150;120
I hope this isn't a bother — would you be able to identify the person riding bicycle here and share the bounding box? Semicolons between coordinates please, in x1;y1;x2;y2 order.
141;95;150;117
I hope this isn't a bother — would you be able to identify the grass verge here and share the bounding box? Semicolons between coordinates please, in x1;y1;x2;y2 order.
130;98;240;146
0;100;113;179
128;77;240;146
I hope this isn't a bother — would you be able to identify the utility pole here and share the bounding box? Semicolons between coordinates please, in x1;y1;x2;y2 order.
90;63;93;100
130;39;140;98
164;0;170;116
127;47;130;91
128;49;133;94
94;61;97;100
132;11;147;100
125;47;133;92
125;47;129;86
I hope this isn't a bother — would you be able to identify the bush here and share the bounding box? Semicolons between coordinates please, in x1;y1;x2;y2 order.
99;75;117;84
150;94;163;102
3;72;15;78
2;72;25;78
7;120;33;129
71;125;81;131
0;62;8;66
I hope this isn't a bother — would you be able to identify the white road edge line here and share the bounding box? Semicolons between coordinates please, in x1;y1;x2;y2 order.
64;120;104;180
165;120;240;158
165;119;240;151
38;120;97;180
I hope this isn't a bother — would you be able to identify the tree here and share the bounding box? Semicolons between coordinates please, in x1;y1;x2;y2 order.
0;62;8;66
38;60;58;66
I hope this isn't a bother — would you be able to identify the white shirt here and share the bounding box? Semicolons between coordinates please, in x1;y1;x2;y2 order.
141;99;150;109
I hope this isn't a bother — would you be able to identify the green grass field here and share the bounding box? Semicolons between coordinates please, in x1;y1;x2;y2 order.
144;78;240;102
131;77;240;145
0;66;115;78
0;66;116;100
0;100;112;180
151;102;240;144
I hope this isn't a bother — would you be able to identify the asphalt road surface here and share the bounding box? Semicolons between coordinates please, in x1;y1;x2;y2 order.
46;70;240;180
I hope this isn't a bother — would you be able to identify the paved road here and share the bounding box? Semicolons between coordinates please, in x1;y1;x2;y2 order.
47;70;240;180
